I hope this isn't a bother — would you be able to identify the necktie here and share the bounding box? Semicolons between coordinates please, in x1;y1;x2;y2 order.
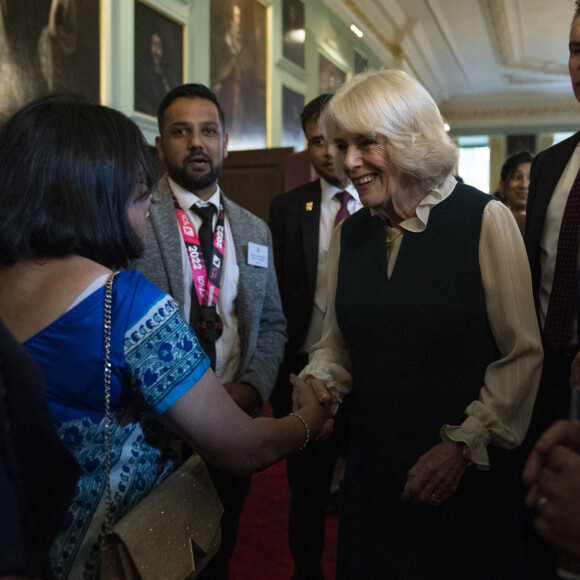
543;169;580;350
190;204;217;369
334;191;352;226
192;204;216;273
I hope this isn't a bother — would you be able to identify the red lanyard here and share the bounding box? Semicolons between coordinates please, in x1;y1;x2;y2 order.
171;191;226;309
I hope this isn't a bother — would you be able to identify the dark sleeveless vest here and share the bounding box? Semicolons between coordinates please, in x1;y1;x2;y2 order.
336;183;498;446
334;184;528;579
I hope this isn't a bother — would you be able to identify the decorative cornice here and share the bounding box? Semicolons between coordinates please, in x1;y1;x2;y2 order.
441;103;579;121
502;73;567;86
481;0;514;65
513;59;567;76
481;0;567;76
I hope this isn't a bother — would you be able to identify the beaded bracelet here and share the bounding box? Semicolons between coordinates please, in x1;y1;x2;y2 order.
289;412;310;450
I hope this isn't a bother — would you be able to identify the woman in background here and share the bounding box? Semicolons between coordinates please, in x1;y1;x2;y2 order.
0;95;332;579
496;150;533;236
301;69;542;579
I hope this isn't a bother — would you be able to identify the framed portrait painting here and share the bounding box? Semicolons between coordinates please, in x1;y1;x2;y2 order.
318;53;346;95
211;0;268;150
134;1;184;117
282;86;305;151
0;0;100;124
282;0;304;68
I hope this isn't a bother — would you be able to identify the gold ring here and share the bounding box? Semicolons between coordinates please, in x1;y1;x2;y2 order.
538;496;548;508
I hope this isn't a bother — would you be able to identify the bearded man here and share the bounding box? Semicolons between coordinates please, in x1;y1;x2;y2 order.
133;83;286;580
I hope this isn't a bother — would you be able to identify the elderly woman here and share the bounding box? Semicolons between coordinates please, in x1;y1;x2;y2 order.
300;69;543;579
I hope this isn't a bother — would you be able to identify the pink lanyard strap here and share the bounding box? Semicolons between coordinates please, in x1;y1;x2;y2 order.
171;191;226;308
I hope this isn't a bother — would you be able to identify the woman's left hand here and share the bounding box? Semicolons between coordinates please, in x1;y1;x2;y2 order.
402;440;470;506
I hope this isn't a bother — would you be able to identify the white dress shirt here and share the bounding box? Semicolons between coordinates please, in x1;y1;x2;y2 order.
539;143;580;343
301;180;361;353
169;177;241;383
300;175;543;468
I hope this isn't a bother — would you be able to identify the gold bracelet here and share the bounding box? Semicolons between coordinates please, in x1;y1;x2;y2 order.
289;412;310;450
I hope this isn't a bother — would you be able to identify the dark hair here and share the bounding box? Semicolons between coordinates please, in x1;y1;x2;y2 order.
0;95;155;269
157;84;226;133
574;0;580;22
500;150;534;183
301;94;333;132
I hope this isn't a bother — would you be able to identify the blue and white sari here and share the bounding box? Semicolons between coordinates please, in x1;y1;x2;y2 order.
24;270;209;579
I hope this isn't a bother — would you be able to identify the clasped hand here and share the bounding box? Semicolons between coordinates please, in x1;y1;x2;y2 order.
291;375;334;441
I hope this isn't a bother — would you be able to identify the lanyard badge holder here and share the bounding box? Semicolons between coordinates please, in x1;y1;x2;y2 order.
172;192;225;343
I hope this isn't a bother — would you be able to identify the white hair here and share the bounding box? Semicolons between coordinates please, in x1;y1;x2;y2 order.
323;69;458;193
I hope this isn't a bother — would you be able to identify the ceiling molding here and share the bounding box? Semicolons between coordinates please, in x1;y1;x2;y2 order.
502;73;567;86
424;0;472;88
480;0;515;65
481;0;567;75
442;102;579;122
513;59;567;76
321;0;574;129
329;0;450;100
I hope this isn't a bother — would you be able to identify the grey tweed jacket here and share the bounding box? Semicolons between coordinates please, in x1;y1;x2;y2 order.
132;174;287;405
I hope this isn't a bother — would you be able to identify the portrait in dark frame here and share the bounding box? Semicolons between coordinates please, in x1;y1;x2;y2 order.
0;0;100;125
282;85;305;151
210;0;268;150
318;53;346;95
282;0;304;68
134;0;183;117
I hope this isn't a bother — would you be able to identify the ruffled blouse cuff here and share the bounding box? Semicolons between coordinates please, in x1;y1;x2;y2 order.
440;416;492;470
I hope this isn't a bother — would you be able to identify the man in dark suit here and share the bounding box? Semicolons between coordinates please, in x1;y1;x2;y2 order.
524;3;580;577
133;83;286;580
269;94;361;580
526;0;580;443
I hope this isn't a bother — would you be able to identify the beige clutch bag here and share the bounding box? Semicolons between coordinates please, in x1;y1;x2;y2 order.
100;453;223;580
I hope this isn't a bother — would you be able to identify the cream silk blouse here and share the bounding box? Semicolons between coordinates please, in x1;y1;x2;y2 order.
300;176;543;468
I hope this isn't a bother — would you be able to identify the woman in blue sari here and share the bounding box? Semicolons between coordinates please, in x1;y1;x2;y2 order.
0;95;332;579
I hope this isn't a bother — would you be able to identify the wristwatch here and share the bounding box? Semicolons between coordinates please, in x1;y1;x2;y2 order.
456;441;474;468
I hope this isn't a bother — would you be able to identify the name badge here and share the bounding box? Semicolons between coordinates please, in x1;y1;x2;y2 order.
248;242;268;268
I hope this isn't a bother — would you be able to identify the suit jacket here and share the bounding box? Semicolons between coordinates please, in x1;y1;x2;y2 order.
132;174;286;406
526;130;580;309
269;179;322;360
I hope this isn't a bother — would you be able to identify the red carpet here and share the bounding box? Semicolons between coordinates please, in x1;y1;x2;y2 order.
230;408;338;580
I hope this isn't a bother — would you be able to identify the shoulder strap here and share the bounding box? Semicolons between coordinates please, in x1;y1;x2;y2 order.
102;271;118;536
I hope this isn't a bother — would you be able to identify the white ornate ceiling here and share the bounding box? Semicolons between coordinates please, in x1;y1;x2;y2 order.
323;0;579;129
